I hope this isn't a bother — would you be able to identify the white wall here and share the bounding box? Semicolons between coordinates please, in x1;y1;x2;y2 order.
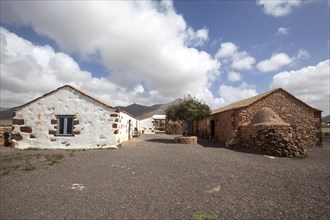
12;87;120;149
139;115;166;134
116;112;139;144
139;117;155;134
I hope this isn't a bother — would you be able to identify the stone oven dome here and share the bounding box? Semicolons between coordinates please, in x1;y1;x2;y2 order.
252;107;288;125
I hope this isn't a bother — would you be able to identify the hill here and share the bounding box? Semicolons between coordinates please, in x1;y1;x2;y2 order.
0;99;181;123
322;115;330;123
0;108;14;120
117;99;181;119
0;108;14;126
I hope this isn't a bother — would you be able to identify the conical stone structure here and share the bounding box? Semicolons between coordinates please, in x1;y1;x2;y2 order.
237;107;306;157
252;107;288;125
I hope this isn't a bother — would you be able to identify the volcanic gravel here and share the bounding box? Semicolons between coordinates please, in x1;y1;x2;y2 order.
0;134;329;219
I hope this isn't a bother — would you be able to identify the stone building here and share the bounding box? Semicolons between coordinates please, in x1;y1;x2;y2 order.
11;85;139;149
196;88;322;149
238;107;306;157
139;115;166;134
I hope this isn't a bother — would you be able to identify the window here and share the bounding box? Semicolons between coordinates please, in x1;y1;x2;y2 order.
57;115;74;136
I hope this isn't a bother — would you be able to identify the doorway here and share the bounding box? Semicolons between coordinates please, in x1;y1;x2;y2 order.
128;119;131;139
210;120;215;137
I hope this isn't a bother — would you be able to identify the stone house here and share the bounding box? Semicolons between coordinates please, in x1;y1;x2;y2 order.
11;85;139;149
196;88;322;148
139;115;166;134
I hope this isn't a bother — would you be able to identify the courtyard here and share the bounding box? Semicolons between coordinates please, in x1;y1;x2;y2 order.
0;134;329;219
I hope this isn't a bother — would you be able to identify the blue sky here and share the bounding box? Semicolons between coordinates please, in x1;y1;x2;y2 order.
0;0;329;115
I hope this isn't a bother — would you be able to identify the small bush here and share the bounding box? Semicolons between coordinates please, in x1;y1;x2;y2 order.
292;154;307;160
194;210;215;220
22;164;36;171
0;156;14;162
0;170;11;176
46;154;64;166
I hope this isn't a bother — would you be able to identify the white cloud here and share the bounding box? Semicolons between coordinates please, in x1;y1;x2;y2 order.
270;60;330;115
0;1;221;107
215;42;255;70
275;27;290;35
256;53;293;72
296;49;310;60
256;0;302;17
232;55;256;70
0;27;169;107
227;71;242;82
215;42;238;59
217;82;258;106
186;27;209;47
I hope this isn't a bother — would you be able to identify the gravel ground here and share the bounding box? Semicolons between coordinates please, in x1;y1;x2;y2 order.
0;134;329;220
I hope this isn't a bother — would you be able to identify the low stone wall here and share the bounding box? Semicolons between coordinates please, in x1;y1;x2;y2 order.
238;123;306;157
0;126;12;147
174;136;197;144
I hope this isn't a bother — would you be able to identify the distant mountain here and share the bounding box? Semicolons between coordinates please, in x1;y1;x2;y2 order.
0;100;181;121
117;99;181;119
0;108;14;120
322;115;330;123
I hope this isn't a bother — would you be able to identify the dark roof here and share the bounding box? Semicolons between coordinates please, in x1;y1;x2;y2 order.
212;88;321;115
15;85;116;110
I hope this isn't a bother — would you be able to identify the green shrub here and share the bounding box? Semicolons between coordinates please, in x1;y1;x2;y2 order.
194;210;215;220
22;164;36;171
46;154;64;166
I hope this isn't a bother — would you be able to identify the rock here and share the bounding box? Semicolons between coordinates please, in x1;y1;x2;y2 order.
174;136;197;144
226;137;239;147
11;132;23;141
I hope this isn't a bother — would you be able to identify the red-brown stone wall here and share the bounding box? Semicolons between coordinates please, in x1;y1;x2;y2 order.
216;110;235;143
238;90;321;147
197;110;235;143
197;90;321;147
238;123;306;157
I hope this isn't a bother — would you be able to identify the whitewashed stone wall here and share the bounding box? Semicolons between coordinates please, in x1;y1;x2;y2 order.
11;87;124;149
115;112;139;144
139;117;155;134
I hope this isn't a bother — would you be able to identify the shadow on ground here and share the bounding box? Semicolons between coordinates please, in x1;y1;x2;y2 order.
197;138;268;156
145;138;177;144
146;136;264;155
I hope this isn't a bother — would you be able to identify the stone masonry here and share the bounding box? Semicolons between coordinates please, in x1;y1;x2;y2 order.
196;88;322;153
237;90;321;147
237;108;306;157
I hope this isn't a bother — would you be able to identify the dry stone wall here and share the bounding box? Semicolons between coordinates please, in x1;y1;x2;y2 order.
196;89;321;149
0;126;12;147
238;123;306;157
217;110;235;143
238;90;321;147
194;120;208;139
174;136;197;144
197;110;235;143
